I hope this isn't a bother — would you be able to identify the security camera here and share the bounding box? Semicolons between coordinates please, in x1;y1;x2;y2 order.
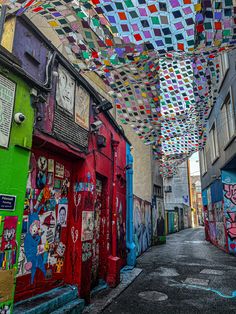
14;113;26;124
91;120;103;132
52;71;59;77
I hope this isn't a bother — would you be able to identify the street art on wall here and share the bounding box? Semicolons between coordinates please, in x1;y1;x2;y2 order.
0;303;11;314
75;85;90;130
116;196;126;259
0;215;17;304
152;197;165;245
81;211;94;242
214;201;227;250
222;170;236;254
133;196;151;257
17;153;70;284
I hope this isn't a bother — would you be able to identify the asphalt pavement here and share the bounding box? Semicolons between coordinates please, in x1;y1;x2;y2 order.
102;227;236;314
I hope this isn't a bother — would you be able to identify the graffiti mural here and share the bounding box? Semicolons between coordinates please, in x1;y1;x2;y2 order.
222;170;236;254
152;197;165;245
91;178;102;287
17;153;70;287
133;196;151;256
214;201;227;250
0;216;18;304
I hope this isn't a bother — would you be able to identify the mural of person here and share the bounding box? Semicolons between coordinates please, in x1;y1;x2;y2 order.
24;213;46;284
157;201;165;238
58;205;68;227
134;200;142;256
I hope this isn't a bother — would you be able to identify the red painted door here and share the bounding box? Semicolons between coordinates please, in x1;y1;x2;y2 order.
91;177;107;288
116;172;126;267
15;148;73;301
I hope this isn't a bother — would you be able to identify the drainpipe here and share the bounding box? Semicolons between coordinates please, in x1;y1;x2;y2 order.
0;5;7;44
126;143;136;266
107;139;121;287
187;160;193;227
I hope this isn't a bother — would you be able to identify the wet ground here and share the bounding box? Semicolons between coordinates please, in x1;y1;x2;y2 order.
103;227;236;314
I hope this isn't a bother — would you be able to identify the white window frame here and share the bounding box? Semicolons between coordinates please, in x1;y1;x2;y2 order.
209;122;219;164
199;148;207;175
219;52;229;84
221;88;236;146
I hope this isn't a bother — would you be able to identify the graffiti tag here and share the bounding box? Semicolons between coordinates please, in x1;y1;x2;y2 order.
224;184;236;205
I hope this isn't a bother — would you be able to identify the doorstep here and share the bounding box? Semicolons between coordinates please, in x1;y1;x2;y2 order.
13;285;85;314
83;267;142;314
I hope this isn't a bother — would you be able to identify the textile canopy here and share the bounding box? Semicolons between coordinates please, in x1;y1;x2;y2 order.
2;0;236;176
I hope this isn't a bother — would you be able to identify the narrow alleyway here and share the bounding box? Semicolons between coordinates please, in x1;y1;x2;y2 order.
103;228;236;314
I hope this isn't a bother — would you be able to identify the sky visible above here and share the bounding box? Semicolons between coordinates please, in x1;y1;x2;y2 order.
189;151;200;176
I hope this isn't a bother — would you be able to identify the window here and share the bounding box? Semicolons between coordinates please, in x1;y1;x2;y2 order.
199;148;207;175
154;185;163;197
219;53;229;83
209;123;219;163
222;89;236;144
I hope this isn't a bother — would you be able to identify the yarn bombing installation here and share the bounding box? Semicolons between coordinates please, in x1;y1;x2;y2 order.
1;0;236;176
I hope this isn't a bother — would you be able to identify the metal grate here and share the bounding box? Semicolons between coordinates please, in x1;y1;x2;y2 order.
53;107;89;150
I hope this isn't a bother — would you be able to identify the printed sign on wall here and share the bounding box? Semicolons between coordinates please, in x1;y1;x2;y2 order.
75;85;90;130
0;194;16;211
0;74;16;148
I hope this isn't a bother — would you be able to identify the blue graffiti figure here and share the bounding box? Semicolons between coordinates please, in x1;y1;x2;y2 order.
24;212;46;284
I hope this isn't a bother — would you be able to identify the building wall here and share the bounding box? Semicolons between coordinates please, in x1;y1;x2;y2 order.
23;10;154;204
1;16;128;304
164;161;190;208
0;68;34;313
200;49;236;191
222;170;236;254
133;195;151;256
202;180;227;252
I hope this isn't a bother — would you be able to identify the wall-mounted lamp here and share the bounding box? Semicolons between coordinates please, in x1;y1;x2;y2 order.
92;99;112;114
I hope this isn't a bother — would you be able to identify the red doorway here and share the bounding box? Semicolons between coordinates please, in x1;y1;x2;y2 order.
91;176;107;288
15;148;74;301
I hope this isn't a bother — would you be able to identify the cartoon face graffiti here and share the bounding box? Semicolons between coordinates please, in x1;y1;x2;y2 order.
30;221;40;236
225;211;236;240
3;228;16;250
24;213;46;284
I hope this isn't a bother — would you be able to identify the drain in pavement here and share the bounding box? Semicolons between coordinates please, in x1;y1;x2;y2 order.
138;291;168;302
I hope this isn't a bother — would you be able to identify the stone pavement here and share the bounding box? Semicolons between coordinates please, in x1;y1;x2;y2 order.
83;267;142;314
101;227;236;314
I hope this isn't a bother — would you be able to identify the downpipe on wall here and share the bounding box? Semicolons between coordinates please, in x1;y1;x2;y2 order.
126;143;136;267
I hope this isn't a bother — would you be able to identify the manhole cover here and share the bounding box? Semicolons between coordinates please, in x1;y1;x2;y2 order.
200;269;224;276
157;267;179;277
184;241;205;244
184;278;209;286
138;291;168;302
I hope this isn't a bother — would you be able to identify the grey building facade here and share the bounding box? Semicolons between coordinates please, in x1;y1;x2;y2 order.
199;49;236;254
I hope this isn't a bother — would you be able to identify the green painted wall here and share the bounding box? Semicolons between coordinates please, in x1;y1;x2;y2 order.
0;65;34;313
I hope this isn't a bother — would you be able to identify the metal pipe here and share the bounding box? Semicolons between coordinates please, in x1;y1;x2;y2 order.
0;5;7;44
